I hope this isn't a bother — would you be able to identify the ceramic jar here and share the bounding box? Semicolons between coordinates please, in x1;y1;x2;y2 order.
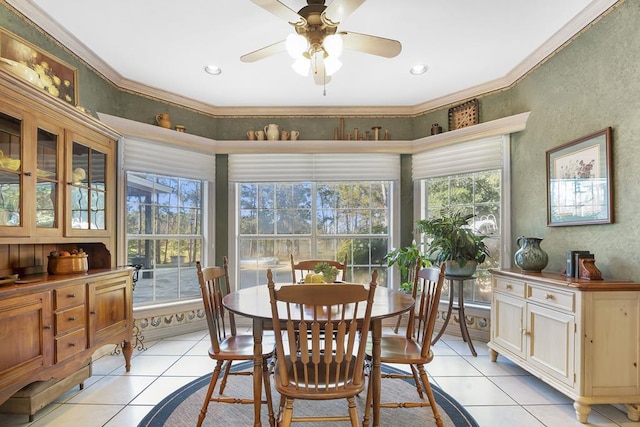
514;236;549;272
264;124;279;140
156;113;171;129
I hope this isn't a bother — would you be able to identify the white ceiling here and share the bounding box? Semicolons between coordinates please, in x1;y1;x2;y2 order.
8;0;614;113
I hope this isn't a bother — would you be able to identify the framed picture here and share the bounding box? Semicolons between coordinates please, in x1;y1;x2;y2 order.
546;127;613;226
0;28;77;105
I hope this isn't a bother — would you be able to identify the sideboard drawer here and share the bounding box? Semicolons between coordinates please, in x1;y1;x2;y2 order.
54;284;85;310
55;305;86;335
55;328;87;363
494;278;526;298
527;283;575;312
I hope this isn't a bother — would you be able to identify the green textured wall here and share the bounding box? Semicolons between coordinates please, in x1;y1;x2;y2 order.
506;0;639;279
2;0;638;279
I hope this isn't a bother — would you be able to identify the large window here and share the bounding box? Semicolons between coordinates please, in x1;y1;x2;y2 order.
230;154;399;289
121;137;215;306
413;135;510;305
126;172;203;305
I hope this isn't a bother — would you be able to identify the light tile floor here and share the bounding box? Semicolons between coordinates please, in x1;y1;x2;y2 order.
0;328;636;427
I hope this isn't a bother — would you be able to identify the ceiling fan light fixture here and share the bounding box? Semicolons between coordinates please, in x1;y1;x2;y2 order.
323;34;343;58
286;33;308;58
204;65;222;75
324;56;342;76
291;57;310;76
410;64;428;75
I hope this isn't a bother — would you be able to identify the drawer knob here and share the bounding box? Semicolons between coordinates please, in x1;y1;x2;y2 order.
68;293;76;298
68;342;76;347
506;284;513;290
545;293;554;300
44;325;52;330
69;316;76;321
90;311;96;315
522;329;530;336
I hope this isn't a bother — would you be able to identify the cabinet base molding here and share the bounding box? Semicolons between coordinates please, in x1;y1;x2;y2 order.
0;359;91;421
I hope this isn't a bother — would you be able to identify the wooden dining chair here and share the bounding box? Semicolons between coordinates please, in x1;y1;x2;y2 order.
290;253;348;283
363;263;446;427
196;259;276;427
267;269;378;426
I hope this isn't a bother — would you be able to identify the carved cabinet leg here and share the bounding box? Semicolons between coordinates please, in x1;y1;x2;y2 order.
573;401;591;423
625;403;640;421
122;340;133;372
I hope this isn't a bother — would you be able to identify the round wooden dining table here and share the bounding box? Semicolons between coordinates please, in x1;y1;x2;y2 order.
222;284;414;427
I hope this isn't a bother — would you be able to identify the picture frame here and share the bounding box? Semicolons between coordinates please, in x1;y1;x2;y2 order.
448;98;479;130
546;127;613;226
0;28;77;105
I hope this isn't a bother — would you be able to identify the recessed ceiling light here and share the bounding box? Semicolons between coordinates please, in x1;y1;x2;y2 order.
204;65;222;75
410;64;428;75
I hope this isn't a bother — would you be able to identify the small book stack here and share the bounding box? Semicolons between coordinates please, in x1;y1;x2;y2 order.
566;250;594;278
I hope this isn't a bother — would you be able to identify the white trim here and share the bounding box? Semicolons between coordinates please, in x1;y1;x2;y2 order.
97;111;530;155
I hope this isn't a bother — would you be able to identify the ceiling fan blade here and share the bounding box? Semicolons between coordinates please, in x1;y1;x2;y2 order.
251;0;305;25
240;40;287;63
340;31;402;58
323;0;366;25
311;55;331;86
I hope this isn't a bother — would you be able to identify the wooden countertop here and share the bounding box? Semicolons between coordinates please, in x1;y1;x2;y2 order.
0;267;133;295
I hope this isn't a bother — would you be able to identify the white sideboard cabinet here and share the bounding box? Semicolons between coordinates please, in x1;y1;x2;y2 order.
488;269;640;423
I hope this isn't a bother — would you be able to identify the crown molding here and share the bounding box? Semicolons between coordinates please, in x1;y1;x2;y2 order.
7;0;618;117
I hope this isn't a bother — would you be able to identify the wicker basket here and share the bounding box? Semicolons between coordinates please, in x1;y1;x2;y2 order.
47;254;88;275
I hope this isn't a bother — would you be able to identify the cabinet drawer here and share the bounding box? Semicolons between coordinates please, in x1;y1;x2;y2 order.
55;305;86;335
527;284;575;312
494;278;525;298
54;284;85;310
55;328;86;362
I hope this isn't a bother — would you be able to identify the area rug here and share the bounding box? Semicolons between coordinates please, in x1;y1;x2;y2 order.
139;361;478;426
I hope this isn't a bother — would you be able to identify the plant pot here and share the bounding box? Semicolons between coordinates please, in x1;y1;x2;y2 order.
445;260;478;277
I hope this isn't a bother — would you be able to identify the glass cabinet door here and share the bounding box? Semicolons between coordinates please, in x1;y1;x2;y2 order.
35;125;62;234
69;139;107;232
0;110;25;235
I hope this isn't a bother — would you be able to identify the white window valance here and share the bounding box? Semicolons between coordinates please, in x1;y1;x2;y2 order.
412;135;507;179
228;153;400;182
122;138;216;181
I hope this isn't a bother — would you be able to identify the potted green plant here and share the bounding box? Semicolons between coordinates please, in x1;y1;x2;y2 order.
383;242;428;293
416;208;490;277
313;262;339;283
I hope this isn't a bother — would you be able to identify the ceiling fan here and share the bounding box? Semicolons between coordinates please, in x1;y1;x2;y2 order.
241;0;402;85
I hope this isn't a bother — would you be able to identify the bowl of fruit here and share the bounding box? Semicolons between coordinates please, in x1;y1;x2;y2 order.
47;248;88;275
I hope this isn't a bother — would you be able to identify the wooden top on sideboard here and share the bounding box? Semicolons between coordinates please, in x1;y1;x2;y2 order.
489;268;640;292
0;267;133;296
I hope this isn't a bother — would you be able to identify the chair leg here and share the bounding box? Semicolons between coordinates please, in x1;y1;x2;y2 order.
362;367;373;427
262;356;275;427
417;364;443;427
393;313;403;334
197;359;223;427
347;396;359;427
218;360;233;394
409;364;424;398
280;397;294;427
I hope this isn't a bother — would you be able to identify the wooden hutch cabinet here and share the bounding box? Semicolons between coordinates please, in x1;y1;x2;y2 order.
489;269;640;423
0;68;132;408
